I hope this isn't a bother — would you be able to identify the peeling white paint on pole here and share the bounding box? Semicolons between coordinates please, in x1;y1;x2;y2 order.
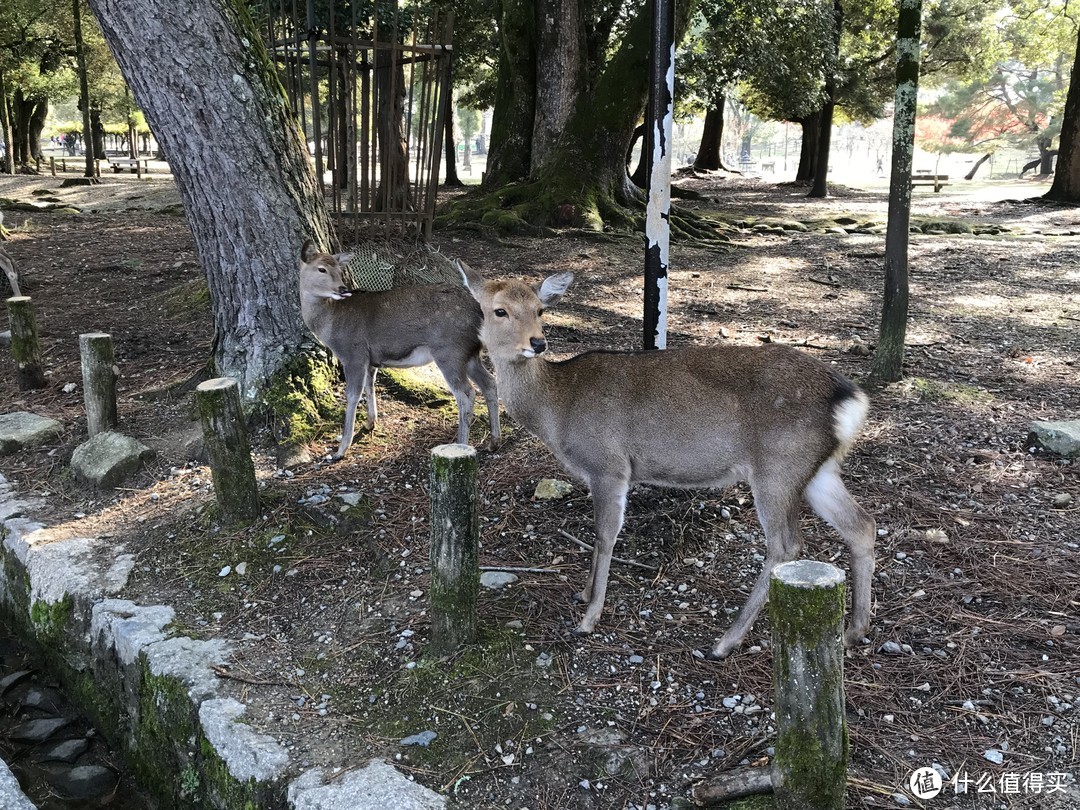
644;3;674;351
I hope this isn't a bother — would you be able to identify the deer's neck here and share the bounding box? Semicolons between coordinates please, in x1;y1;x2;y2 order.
491;355;560;441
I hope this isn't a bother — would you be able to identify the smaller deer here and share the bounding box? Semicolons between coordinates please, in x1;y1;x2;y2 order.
298;240;499;459
464;266;876;659
0;211;21;297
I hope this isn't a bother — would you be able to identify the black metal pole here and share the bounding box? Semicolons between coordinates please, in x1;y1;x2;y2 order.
643;0;674;351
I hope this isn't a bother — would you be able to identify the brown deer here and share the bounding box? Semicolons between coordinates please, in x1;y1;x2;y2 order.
463;265;875;659
0;211;21;297
298;241;499;459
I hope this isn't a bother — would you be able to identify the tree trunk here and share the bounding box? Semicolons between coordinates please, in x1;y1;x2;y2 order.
693;93;727;171
74;0;97;176
375;28;411;213
1046;26;1080;200
796;115;820;182
808;0;842;199
29;101;47;164
872;0;922;384
1038;137;1056;174
86;0;334;400
0;68;13;175
482;0;537;190
964;152;991;180
530;0;586;176
90;109;107;160
443;100;463;186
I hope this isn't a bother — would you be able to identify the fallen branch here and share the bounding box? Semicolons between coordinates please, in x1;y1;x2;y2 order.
480;565;560;575
727;283;768;292
557;529;659;571
808;275;842;288
691;765;775;806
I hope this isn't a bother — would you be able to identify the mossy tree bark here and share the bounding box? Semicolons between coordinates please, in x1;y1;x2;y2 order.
428;444;479;656
85;0;334;403
7;296;47;390
770;560;848;810
196;378;260;525
450;0;696;233
79;332;118;437
693;94;730;171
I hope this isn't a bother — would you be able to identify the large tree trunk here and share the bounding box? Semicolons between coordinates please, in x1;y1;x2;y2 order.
530;0;586;176
86;0;334;400
482;0;536;190
871;0;922;384
74;0;96;176
693;93;728;171
1046;25;1080;200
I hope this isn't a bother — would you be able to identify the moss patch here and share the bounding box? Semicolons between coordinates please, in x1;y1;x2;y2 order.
261;348;343;445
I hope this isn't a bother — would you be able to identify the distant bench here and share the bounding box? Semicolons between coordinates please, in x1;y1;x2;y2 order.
107;157;151;178
912;173;949;192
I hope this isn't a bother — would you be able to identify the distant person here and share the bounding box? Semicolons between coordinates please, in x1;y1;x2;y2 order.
876;157;884;173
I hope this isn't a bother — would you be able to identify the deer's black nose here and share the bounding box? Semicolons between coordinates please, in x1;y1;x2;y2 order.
338;285;352;296
530;337;547;354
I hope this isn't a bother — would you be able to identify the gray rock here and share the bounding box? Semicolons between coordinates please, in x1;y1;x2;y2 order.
0;669;33;698
0;412;64;455
533;478;573;500
880;640;904;655
199;698;290;782
19;685;65;713
400;730;437;747
1028;420;1080;457
35;737;91;764
288;760;445;809
70;432;154;489
10;716;72;743
0;759;36;810
41;763;118;800
480;571;518;590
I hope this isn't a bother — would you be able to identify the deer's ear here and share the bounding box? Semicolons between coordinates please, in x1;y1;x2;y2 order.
538;272;574;305
457;260;484;300
301;239;318;263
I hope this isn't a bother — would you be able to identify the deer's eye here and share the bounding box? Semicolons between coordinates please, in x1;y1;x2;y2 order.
494;308;508;318
537;308;545;317
318;267;327;274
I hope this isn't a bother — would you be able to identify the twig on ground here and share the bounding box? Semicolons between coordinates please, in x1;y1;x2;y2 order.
557;529;659;571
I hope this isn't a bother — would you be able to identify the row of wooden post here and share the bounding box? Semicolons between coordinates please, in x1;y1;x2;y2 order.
5;296;848;807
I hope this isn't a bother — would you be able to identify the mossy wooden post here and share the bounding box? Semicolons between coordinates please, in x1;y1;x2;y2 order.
7;296;47;390
195;377;259;525
80;332;117;436
770;560;848;810
429;443;479;655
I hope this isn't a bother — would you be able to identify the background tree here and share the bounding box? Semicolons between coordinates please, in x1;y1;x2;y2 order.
872;0;923;383
444;0;698;232
86;0;334;407
1046;22;1080;199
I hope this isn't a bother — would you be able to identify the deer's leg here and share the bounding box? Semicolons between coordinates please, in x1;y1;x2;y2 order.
362;366;378;432
709;486;803;659
466;354;500;450
435;359;476;445
333;362;369;460
805;458;876;646
0;250;19;298
574;476;629;635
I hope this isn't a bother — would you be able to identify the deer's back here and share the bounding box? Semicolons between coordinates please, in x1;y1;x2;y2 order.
515;344;858;487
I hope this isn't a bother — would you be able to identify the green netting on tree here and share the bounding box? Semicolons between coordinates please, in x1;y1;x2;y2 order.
341;242;463;292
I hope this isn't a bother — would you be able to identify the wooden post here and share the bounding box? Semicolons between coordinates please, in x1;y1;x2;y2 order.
136;159;143;179
79;332;117;436
6;296;47;390
770;560;848;810
50;156;56;176
195;377;259;524
429;443;479;654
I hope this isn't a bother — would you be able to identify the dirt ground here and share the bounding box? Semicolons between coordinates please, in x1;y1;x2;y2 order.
1;170;1078;810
